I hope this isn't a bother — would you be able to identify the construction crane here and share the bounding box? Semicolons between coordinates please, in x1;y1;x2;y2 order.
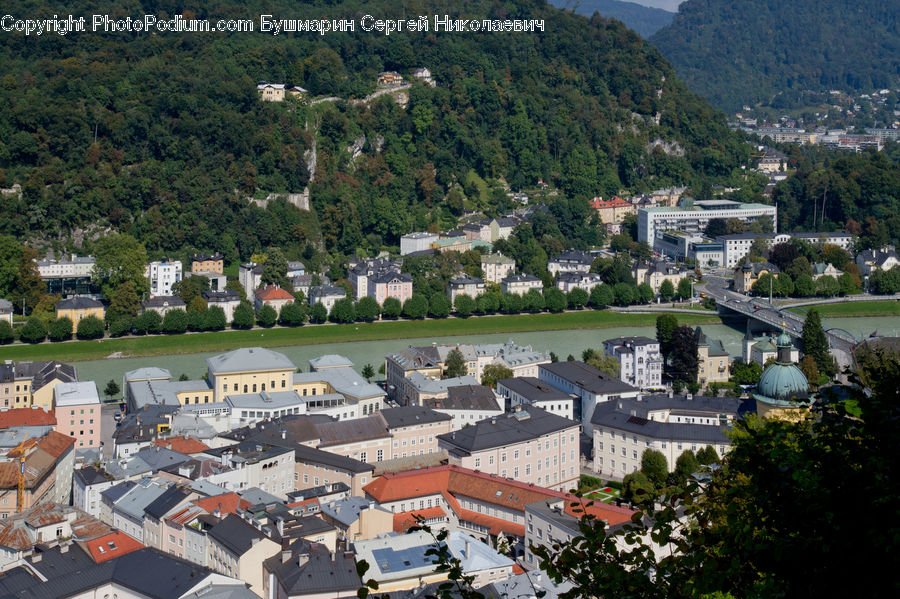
9;435;29;513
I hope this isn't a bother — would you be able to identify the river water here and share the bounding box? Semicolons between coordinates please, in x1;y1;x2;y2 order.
70;316;900;388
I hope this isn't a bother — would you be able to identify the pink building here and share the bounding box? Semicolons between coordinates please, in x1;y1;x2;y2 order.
53;381;101;449
368;272;413;305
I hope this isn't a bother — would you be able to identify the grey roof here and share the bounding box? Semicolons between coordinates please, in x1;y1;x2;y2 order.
114;480;169;520
133;446;193;471
308;354;354;370
203;441;293;465
203;289;240;302
370;271;413;285
207;347;296;374
239;487;284;507
226;390;305;410
496;377;571;402
0;427;55;448
484;571;574;599
74;465;114;487
0;360;77;391
124;367;171;382
405;373;480;395
207;514;267;556
604;336;658;348
448;275;484;286
430;386;501;411
292;444;374;473
264;540;361;596
437;406;578;455
379;407;452;428
589;394;750;444
695;327;729;357
141;295;185;309
0;299;13;311
502;273;541;283
54;296;103;310
100;480;137;503
309;285;346;299
144;485;191;520
550;249;593;266
320;497;390;527
294;367;385;401
316;416;388;448
525;498;580;536
539;361;638;395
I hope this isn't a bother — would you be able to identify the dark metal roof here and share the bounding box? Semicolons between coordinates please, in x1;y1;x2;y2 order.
539;361;637;395
378;407;451;428
430;385;500;411
437;406;578;455
496;377;571;402
264;540;361;595
144;485;191;520
207;514;267;556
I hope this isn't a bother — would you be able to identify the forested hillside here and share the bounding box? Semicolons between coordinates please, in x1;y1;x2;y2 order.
548;0;674;38
0;0;748;264
651;0;900;111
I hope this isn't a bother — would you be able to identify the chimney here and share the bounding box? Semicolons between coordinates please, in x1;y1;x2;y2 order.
281;549;292;563
276;517;284;537
281;430;286;440
297;553;309;568
686;393;693;401
636;393;643;402
465;539;471;558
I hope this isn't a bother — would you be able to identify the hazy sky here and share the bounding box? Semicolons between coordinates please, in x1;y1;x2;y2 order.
629;0;683;11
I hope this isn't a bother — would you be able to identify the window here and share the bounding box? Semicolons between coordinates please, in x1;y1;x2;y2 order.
488;455;494;465
376;449;384;462
514;450;519;460
474;458;481;468
303;474;309;483
360;452;367;462
610;444;615;454
501;452;507;463
525;464;531;475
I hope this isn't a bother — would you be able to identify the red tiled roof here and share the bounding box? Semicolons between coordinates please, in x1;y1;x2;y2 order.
457;508;526;537
85;531;144;563
33;431;76;459
512;564;526;575
590;196;631;209
254;285;295;301
286;497;320;513
153;436;210;454
393;507;447;533
192;492;251;516
0;408;56;429
0;432;76;489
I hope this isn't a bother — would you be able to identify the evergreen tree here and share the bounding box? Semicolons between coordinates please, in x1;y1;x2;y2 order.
48;317;73;342
104;380;120;401
696;445;720;465
801;309;834;376
361;364;375;382
672;450;701;487
232;301;256;329
444;348;468;379
656;314;678;364
670;326;699;384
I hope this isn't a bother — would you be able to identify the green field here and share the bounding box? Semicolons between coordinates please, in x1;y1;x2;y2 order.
787;300;900;318
0;310;722;363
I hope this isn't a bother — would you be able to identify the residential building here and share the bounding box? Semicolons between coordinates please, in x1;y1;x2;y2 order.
433;237;475;254
292;273;329;299
547;250;594;276
856;247;899;277
288;85;308;99
632;261;691;294
258;82;286;101
591;393;744;477
320;497;393;542
203;289;241;323
487;217;517;242
287;261;306;278
411;67;433;83
263;538;362;599
0;360;76;411
377;71;404;87
0;407;56;430
791;231;854;252
207;514;281;595
718;232;788;268
202;442;295;499
397;373;480;407
448;276;485;304
0;431;75;518
555;272;603;293
53;381;101;449
501;274;542;296
400;232;438;255
733;259;780;294
437;406;582;492
110;479;170;541
148;259;183;297
485;570;574;599
462;222;491;243
496;377;575;421
35;254;95;279
239;262;264;296
309;285;347;314
369;271;413;305
423;385;503;431
602;337;663;389
0;299;12;325
349;258;401;300
191;252;224;274
538;361;640;433
54;296;104;326
351;531;446;593
811;262;843;280
73;465;117;518
480;253;516;284
254;284;296;313
380;406;452;459
141;295;186;317
142;484;198;551
590;197;635;231
695;327;730;386
638;199;777;244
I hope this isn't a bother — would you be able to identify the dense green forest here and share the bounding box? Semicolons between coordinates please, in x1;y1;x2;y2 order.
548;0;674;38
651;0;900;111
0;0;749;266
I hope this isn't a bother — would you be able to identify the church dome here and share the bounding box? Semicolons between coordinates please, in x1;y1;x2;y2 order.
753;362;809;406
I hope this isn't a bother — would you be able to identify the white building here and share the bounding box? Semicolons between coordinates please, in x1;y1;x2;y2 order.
308;285;347;314
602;336;663;389
556;272;604;293
147;260;183;298
238;262;263;297
538;361;639;434
400;232;438;255
36;254;95;278
496;377;575;421
638;200;777;244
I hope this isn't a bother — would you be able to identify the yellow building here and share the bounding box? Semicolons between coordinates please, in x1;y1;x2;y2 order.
54;297;104;327
734;259;780;294
695;327;730;386
205;347;296;402
191;252;224;275
0;360;78;410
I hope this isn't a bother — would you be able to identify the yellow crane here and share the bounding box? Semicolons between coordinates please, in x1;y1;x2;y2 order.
9;435;29;513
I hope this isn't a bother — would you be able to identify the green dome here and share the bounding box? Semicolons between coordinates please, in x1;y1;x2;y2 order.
776;331;792;348
753;362;809;407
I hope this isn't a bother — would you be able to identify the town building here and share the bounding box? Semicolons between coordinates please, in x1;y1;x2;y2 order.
203;289;241;323
377;71;405;87
495;377;575;421
239;262;264;296
447;275;485;304
0;431;75;519
632;261;691;294
437;406;581;492
349;257;402;300
422;385;503;430
602;337;663;389
538;361;639;433
638;199;777;244
501;274;542;296
207;513;281;595
72;466;118;519
320;497;394;543
0;299;11;325
695;327;731;386
35;254;96;297
53;381;101;449
308;285;347;314
733;259;780;294
369;271;414;305
54;296;104;327
856;247;899;276
0;360;77;410
590;393;745;477
400;232;438;255
254;284;296;313
263;538;362;599
555;272;604;293
141;295;186;317
201;442;295;499
480;253;516;284
258;82;286;101
147;259;183;298
590;197;635;233
547;250;594;276
191;252;225;275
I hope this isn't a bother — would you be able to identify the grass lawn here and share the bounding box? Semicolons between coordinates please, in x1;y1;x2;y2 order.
787;300;900;318
584;486;622;504
0;310;722;363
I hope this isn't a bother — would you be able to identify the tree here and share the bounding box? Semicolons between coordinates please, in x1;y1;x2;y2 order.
589;284;614;308
92;233;149;298
500;292;523;314
798;354;821;390
704;218;728;238
162;309;188;333
0;238;44;315
48;317;73;342
279;302;307;326
76;315;105;340
543;288;567;312
670;325;699;384
801;309;834;376
361;364;375;382
232;301;256;329
622;471;656;509
673;450;700;485
769;242;800;271
730;360;763;386
815;275;840;297
403;295;428;319
261;247;292;290
523;288;545;312
225;279;247;301
640;448;668;488
109;318;133;337
381;297;402;319
454;293;476;317
133;310;162;335
309;302;328;324
329;298;357;323
356;296;380;322
428;292;452;318
568;287;589;309
586;352;621;378
0;321;14;344
19;317;47;343
656;314;678;365
677;277;693;300
257;304;278;327
104;380;120;401
481;363;514;388
107;281;141;323
203;306;227;331
837;272;860;295
659;279;675;301
476;292;500;314
794;273;816;297
444;348;468;379
696;445;720;465
172;275;210;307
636;283;655;304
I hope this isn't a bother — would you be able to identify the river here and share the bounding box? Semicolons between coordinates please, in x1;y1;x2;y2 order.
69;316;899;388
